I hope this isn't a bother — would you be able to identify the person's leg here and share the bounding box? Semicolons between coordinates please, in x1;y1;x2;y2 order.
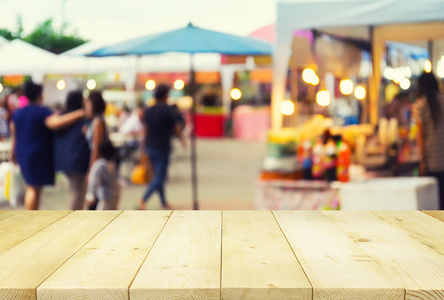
24;186;43;210
157;150;171;208
139;149;162;209
66;173;87;210
101;198;119;210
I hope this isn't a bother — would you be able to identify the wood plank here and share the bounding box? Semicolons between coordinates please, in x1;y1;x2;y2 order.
422;210;444;222
37;211;171;300
326;211;444;299
374;211;444;257
130;210;222;300
0;210;121;300
0;210;72;255
221;211;312;300
274;211;404;300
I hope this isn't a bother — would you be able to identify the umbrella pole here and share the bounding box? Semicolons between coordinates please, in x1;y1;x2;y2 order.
190;54;199;210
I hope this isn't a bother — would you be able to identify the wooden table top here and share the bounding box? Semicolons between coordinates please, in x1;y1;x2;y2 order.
0;210;443;300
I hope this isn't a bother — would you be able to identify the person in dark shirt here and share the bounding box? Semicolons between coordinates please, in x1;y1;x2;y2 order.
54;90;90;210
10;81;84;210
139;84;186;210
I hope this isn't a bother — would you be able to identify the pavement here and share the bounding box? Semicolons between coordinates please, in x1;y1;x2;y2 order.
4;138;266;210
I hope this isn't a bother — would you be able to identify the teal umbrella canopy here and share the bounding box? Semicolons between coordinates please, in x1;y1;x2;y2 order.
88;23;271;56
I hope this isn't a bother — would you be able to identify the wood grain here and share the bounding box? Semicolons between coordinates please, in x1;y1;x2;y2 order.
37;211;171;300
423;210;444;222
374;211;444;257
326;211;444;300
0;210;72;255
0;210;121;300
221;210;312;300
274;211;404;300
130;210;222;300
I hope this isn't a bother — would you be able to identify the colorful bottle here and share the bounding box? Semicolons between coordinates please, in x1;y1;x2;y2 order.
298;139;313;180
337;141;351;182
324;139;337;182
312;139;325;180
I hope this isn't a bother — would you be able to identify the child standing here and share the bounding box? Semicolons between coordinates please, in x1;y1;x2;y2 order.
86;141;120;210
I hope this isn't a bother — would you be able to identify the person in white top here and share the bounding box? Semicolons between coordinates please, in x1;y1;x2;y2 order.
115;104;145;180
86;141;120;210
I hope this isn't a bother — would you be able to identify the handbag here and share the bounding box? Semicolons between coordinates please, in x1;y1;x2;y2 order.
131;154;152;185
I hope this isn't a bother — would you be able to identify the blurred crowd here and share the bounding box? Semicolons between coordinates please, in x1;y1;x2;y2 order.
4;81;186;210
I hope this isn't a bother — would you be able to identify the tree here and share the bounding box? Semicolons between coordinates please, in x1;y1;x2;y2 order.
0;16;24;41
16;16;24;39
0;29;15;41
24;19;87;54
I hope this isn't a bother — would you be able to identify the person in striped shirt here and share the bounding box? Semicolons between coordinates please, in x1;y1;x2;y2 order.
415;72;444;209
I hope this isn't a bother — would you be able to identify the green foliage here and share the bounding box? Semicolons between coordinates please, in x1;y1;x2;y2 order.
0;16;25;41
0;17;87;54
0;29;15;41
16;16;24;39
23;19;87;54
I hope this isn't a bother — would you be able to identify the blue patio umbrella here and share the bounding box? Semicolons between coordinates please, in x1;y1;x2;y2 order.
88;23;271;57
88;23;272;210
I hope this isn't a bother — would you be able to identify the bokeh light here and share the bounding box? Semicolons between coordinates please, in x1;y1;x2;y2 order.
87;79;96;90
280;100;295;115
230;88;242;100
56;80;66;91
302;68;319;85
316;90;331;107
0;83;3;93
340;79;353;95
145;80;156;91
424;60;432;73
383;67;396;80
400;78;411;90
174;79;185;90
354;86;366;100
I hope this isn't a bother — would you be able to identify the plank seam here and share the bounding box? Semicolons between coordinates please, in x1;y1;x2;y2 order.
271;211;314;297
35;210;123;297
220;210;223;300
0;211;74;255
127;210;173;300
324;211;407;299
371;210;444;270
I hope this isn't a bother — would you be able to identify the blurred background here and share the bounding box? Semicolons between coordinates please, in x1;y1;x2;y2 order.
1;0;444;211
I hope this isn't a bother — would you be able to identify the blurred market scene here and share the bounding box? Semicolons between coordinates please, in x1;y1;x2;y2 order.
0;0;444;211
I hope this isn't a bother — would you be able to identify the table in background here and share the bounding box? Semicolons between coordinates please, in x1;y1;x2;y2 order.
0;210;444;299
255;180;339;210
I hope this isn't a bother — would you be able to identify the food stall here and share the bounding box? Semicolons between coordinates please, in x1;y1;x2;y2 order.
256;0;444;210
272;0;444;129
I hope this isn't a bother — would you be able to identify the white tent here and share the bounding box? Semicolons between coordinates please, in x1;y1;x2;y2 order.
273;0;444;129
0;39;56;81
0;39;222;77
0;36;9;46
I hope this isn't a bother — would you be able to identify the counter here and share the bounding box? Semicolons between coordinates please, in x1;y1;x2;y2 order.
0;210;443;299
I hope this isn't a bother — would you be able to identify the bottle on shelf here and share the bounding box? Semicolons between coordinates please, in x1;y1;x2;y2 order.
324;138;337;182
312;138;325;180
337;140;351;182
298;139;313;180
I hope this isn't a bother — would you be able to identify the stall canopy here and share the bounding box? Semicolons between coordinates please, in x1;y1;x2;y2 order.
0;36;9;46
0;39;56;80
274;0;444;129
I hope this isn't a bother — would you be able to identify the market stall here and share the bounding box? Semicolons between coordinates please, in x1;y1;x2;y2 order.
258;0;444;210
272;0;444;129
